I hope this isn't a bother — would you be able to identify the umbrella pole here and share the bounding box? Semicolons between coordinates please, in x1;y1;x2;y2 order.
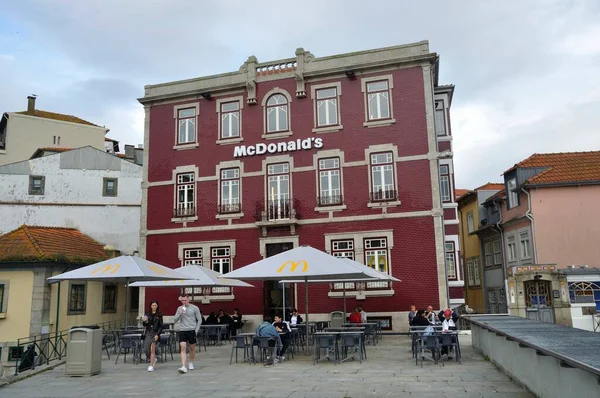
304;277;309;356
343;283;347;319
125;278;129;327
282;282;286;322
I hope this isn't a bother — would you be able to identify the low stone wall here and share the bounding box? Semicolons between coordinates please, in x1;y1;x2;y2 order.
467;315;600;398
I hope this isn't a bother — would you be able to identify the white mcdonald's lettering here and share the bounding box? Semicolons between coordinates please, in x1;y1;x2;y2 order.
277;260;308;273
91;264;120;275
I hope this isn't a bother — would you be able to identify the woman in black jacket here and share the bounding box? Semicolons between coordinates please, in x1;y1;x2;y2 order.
142;300;163;372
231;308;243;337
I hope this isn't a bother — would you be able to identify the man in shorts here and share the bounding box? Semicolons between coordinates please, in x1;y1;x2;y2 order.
173;295;202;373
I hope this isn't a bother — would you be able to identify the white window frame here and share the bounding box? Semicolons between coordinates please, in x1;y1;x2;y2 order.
173;103;199;150
507;178;519;209
472;257;481;285
519;231;532;260
311;82;343;133
439;164;451;203
261;88;293;139
445;242;457;280
318;157;342;206
183;248;203;266
467;212;475;234
211;247;231;274
507;235;517;263
219;168;241;214
175;172;195;218
370;152;396;202
361;75;396;128
435;100;447;136
466;259;475;286
216;96;244;144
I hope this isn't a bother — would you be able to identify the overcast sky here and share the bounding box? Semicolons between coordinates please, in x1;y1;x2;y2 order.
1;0;598;188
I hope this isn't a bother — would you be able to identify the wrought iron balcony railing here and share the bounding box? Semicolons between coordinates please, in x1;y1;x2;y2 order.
173;204;196;218
369;189;398;202
317;194;343;206
218;202;242;214
255;199;297;222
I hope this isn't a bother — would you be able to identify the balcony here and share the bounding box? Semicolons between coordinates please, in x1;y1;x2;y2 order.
218;203;242;214
317;194;344;206
370;189;398;202
255;199;299;236
173;204;195;218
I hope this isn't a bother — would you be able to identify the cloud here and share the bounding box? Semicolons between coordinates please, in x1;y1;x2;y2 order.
0;0;598;188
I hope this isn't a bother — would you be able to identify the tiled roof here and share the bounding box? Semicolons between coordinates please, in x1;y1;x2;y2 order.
15;110;99;127
0;225;108;264
105;137;118;142
455;189;470;199
508;151;600;185
487;189;506;202
475;182;504;191
37;147;74;153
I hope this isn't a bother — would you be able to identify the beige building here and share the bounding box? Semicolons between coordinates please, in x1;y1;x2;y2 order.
0;96;108;166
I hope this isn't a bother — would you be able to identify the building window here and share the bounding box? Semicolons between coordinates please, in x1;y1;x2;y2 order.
467;212;475;233
364;238;388;273
211;247;231;274
129;286;139;312
103;178;118;197
484;239;503;266
439;165;451;202
472;258;481;285
266;94;289;133
493;240;502;265
0;283;5;312
102;284;117;313
519;231;531;260
267;163;291;220
366;81;390;121
318;157;342;205
316;87;339;127
507;236;517;262
370;152;396;201
53;135;61;145
507;178;519;209
445;242;457;280
68;283;86;314
177;108;196;144
220;101;240;139
219;168;241;213
568;282;600;310
184;248;202;266
435;100;446;136
466;259;475;286
331;239;354;260
175;172;195;217
29;176;45;195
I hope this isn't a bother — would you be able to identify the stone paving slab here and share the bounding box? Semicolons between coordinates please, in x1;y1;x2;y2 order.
0;336;532;398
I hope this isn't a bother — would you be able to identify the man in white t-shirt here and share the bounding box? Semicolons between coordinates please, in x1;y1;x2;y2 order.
357;305;367;323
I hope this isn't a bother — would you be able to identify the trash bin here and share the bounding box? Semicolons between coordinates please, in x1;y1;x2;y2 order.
65;326;102;376
330;311;345;328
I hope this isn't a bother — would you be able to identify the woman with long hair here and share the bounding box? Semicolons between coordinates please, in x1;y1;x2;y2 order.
142;300;163;372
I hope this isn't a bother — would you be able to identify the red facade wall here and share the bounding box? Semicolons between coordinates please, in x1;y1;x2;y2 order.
449;287;463;299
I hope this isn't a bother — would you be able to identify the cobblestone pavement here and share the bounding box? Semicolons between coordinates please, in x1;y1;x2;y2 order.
0;335;532;398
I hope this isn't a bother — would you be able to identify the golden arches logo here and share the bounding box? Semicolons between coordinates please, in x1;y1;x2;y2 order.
91;264;120;275
277;260;308;273
147;265;171;275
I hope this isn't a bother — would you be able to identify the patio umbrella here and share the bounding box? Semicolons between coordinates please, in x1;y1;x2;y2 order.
47;256;194;326
129;265;254;288
285;257;401;316
221;246;375;355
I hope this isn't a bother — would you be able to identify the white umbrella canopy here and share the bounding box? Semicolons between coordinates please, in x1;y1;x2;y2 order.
222;246;375;355
129;265;254;288
47;256;195;326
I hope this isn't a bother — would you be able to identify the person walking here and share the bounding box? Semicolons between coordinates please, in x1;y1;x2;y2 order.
173;295;202;373
142;300;163;372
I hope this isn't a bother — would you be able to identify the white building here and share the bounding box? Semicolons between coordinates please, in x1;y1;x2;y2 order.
0;146;142;253
0;96;108;166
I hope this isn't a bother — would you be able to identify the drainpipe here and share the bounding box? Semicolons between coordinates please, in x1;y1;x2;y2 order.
521;188;538;264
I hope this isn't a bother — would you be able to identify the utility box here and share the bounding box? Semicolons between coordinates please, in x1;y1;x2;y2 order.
65;326;102;376
330;311;345;328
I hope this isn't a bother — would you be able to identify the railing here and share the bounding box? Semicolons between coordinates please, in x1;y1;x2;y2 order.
256;59;297;75
13;331;68;376
317;195;344;206
217;203;241;214
370;189;398;202
255;199;298;222
173;204;195;217
331;280;391;291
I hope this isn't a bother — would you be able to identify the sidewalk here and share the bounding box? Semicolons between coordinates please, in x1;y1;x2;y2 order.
0;336;532;398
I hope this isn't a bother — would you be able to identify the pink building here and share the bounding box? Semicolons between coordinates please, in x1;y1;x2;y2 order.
484;151;600;329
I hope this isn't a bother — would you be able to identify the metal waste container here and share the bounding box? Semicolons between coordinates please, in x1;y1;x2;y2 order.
330;311;345;328
65;326;102;376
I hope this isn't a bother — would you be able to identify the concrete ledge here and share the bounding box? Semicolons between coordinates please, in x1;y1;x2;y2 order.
0;360;65;387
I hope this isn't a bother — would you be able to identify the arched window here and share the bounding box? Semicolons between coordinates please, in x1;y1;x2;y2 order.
569;281;600;310
266;94;289;133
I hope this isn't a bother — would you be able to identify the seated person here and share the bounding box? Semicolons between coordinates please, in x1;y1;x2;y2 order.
286;308;303;325
408;305;417;326
204;312;218;325
411;309;431;327
348;307;362;324
255;317;282;365
272;314;291;360
231;308;243;337
425;305;437;324
438;307;459;325
440;309;458;359
217;309;234;339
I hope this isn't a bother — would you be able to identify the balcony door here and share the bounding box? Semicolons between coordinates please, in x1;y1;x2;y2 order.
267;163;290;220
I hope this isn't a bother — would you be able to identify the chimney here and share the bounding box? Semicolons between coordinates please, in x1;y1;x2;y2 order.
124;144;134;159
27;95;37;113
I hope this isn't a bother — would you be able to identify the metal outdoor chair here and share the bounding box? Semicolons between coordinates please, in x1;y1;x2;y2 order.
115;335;141;365
158;333;174;362
439;333;461;364
313;334;337;365
416;333;442;368
254;336;277;364
340;333;363;363
230;335;253;365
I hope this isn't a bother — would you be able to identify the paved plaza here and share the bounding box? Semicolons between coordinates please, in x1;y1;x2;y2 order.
0;335;532;398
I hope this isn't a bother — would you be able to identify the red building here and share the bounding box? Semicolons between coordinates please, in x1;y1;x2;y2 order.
138;41;463;331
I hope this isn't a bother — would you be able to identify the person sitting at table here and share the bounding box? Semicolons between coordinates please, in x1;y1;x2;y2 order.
357;305;367;323
408;305;417;326
217;309;234;339
204;312;218;325
425;305;437;324
438;307;459;325
440;309;458;359
142;300;163;372
411;309;431;327
286;308;303;325
272;314;291;361
255;317;282;366
349;307;362;323
231;308;243;337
